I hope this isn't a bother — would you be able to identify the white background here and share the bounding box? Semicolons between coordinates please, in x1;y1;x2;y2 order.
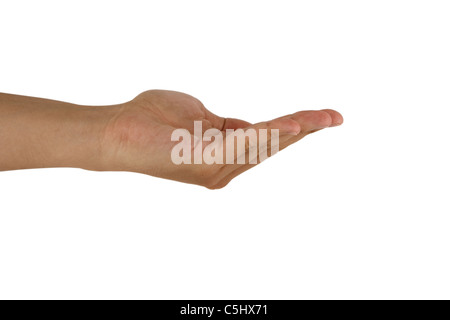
0;0;449;299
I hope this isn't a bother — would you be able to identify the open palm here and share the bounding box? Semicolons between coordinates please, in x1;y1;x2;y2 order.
101;90;343;189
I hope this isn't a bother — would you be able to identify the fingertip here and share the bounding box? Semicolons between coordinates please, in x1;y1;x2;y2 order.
321;109;344;127
290;110;332;132
317;111;333;127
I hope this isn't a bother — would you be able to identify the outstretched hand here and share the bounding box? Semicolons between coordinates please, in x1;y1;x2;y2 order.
100;90;343;189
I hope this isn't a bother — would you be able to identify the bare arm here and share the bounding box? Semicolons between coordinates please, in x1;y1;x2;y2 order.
0;93;117;171
0;91;343;188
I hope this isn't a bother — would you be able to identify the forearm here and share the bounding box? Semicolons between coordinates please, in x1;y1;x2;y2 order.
0;93;116;171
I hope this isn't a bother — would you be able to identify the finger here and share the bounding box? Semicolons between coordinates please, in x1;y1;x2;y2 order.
291;110;332;131
321;109;344;127
230;116;300;163
205;116;299;187
209;110;344;188
278;109;343;150
208;135;282;189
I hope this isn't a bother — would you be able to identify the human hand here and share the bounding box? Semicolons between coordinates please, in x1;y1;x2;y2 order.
100;90;343;188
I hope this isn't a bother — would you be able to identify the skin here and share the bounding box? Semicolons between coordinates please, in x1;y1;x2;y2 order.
0;90;343;189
